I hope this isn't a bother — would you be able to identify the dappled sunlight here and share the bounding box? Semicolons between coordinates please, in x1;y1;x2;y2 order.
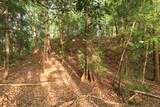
44;59;53;65
43;68;57;76
0;86;22;106
43;55;100;106
0;53;122;107
1;0;160;106
27;72;32;80
0;53;123;106
33;49;39;54
40;73;48;82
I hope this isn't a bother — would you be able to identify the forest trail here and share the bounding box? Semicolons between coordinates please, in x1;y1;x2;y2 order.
0;53;122;107
1;0;160;106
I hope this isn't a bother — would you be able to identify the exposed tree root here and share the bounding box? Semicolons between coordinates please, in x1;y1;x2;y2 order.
81;70;96;83
0;80;69;86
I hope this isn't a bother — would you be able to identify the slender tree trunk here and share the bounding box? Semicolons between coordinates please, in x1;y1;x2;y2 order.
142;44;149;84
32;25;38;50
59;19;64;63
81;1;96;83
84;8;89;73
0;39;2;61
56;2;64;63
149;0;159;81
124;53;128;76
114;19;119;36
4;10;9;79
152;41;156;80
43;11;50;66
154;41;160;81
112;22;136;88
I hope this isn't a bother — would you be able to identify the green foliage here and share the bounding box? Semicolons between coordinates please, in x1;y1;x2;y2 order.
14;54;26;61
0;52;5;66
127;83;149;92
31;105;38;107
91;47;110;77
77;50;85;68
121;72;150;92
106;45;118;51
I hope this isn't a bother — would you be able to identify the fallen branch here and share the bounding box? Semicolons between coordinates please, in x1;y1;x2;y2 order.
129;93;138;101
130;90;160;100
87;95;123;105
74;94;123;105
0;80;69;86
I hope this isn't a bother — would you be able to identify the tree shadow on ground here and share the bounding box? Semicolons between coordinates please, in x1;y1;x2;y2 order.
0;52;103;107
52;51;123;106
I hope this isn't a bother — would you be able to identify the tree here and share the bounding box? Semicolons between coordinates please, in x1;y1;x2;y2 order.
3;9;9;79
74;0;97;82
43;10;51;62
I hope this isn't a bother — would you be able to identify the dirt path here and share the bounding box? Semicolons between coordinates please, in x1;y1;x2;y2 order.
0;53;122;107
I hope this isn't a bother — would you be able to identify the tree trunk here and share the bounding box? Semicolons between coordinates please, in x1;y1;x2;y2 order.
56;2;64;63
112;22;136;88
124;53;128;76
149;0;159;81
59;18;64;63
43;11;51;64
0;39;2;61
142;44;149;83
4;10;9;79
81;1;96;83
32;25;38;51
154;41;160;81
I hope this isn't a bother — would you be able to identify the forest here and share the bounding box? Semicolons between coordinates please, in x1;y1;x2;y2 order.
0;0;160;107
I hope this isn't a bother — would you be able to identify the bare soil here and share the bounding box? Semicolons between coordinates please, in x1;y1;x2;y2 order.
0;52;123;107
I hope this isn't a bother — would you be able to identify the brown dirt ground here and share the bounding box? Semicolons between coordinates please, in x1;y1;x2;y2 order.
0;52;123;107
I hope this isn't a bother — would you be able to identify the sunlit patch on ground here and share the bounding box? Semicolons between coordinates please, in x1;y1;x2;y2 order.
0;54;125;107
